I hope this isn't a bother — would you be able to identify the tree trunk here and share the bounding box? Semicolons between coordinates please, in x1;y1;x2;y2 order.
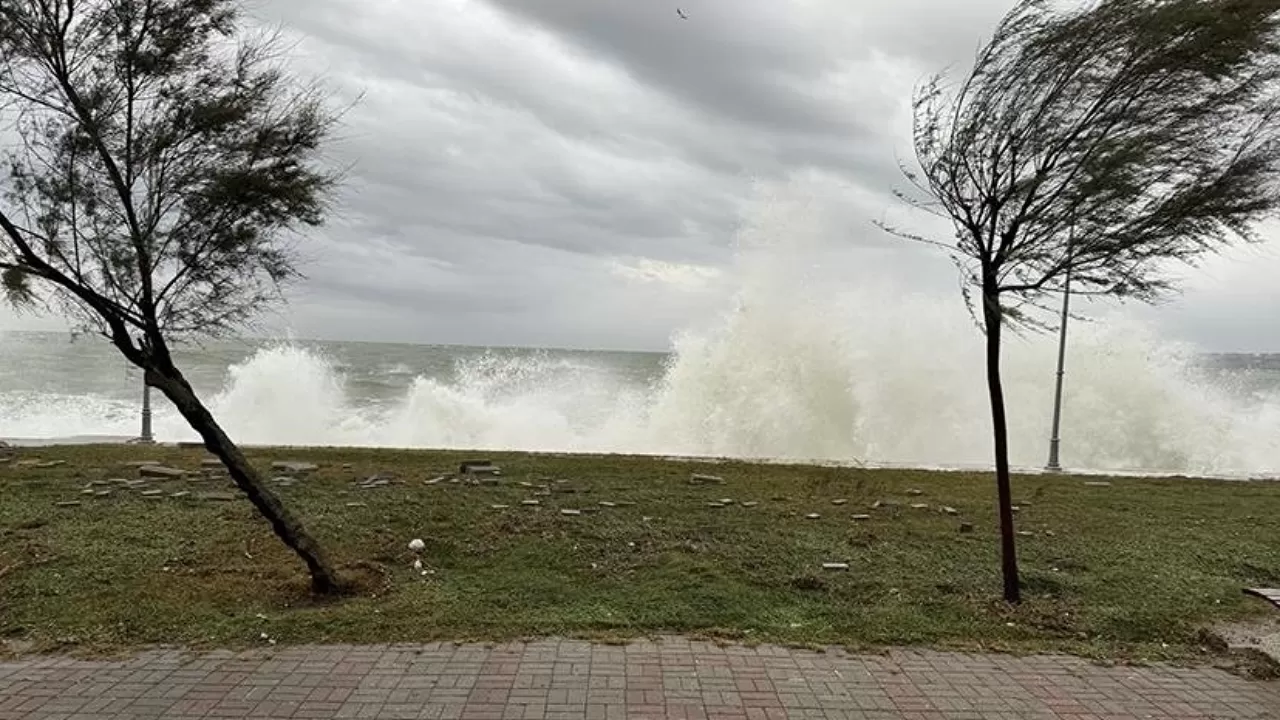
145;364;342;595
982;288;1021;604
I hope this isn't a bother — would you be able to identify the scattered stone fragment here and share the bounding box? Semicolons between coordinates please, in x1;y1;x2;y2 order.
851;514;871;521
831;498;848;505
490;504;509;510
959;522;974;533
598;501;616;508
272;461;318;473
23;460;66;469
521;500;540;506
805;513;821;520
409;538;426;552
942;506;958;515
560;509;582;516
272;477;297;485
1084;481;1112;487
872;500;899;509
689;473;724;485
81;488;96;495
170;491;189;499
742;501;759;508
535;489;551;496
201;459;223;468
910;503;929;509
424;476;445;485
717;498;734;505
459;460;500;476
342;463;353;470
139;465;185;479
616;501;637;507
55;501;81;507
822;562;849;571
1045;530;1056;537
707;501;726;508
94;490;112;497
196;492;237;502
123;461;161;467
108;478;131;485
345;502;367;508
1017;530;1034;537
906;489;924;496
1011;505;1021;513
140;489;164;496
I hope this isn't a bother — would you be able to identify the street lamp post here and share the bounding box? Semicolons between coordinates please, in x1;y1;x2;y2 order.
1045;260;1072;473
138;379;154;444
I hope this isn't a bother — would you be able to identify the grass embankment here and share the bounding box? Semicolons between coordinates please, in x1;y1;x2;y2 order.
1;444;1277;664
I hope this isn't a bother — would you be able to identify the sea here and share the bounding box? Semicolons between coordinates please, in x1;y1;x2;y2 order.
2;326;1279;478
3;179;1279;476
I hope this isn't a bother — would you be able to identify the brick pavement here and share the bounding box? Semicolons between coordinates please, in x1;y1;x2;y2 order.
1;637;1277;719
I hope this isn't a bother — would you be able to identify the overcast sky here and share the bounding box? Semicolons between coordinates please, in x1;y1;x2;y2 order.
3;0;1279;352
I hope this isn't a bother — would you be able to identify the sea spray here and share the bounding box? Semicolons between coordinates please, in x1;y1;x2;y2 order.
2;178;1279;472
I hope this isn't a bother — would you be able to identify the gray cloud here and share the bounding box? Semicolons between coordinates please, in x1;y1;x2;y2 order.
2;0;1278;351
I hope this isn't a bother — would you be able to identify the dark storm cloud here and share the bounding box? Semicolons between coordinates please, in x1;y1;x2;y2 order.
3;0;1276;349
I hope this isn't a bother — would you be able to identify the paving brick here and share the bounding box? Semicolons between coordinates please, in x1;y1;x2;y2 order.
2;638;1277;719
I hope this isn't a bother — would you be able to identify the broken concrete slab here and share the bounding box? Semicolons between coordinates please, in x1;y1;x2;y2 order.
1245;588;1280;609
139;465;185;479
272;461;319;473
689;473;725;485
460;460;500;476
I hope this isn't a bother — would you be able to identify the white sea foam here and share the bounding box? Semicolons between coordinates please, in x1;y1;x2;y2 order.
1;179;1278;475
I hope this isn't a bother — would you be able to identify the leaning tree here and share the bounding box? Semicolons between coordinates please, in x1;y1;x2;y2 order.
0;0;345;593
887;0;1280;603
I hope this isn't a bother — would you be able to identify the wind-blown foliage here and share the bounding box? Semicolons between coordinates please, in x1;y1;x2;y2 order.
0;0;337;338
888;0;1280;603
0;0;346;593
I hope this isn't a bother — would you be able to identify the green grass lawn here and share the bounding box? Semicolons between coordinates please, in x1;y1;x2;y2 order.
1;444;1278;665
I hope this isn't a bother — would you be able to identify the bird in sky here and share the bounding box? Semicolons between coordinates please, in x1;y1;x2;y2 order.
676;8;688;19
